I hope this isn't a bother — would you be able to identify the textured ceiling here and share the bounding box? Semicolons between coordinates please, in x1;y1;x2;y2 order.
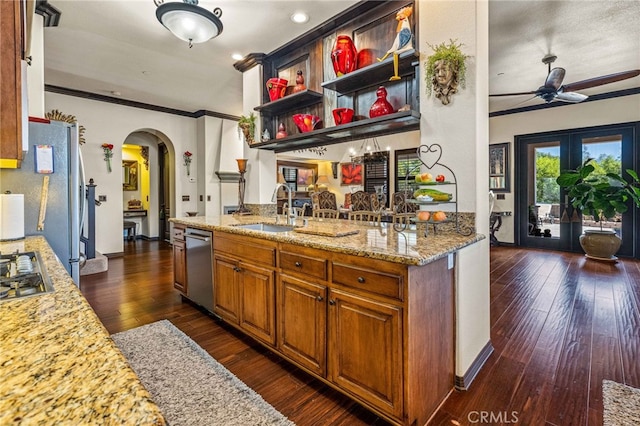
41;1;640;116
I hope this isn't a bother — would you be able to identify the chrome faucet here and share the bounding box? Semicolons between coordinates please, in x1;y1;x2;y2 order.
272;183;295;225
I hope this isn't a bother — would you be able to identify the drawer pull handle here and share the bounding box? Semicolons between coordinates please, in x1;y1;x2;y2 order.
316;296;323;302
329;299;335;306
295;261;302;267
357;276;365;283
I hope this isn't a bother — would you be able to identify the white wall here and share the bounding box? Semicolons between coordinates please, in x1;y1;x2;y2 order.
490;93;640;243
421;0;491;379
45;92;197;255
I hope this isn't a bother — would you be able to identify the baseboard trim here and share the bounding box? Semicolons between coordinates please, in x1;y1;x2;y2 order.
455;341;494;391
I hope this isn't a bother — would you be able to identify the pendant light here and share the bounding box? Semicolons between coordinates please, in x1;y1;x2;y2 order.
154;0;223;48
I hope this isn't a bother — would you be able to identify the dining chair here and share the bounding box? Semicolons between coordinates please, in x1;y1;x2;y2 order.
348;210;381;225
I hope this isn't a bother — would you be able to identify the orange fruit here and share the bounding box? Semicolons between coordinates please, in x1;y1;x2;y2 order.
417;211;430;221
432;211;447;221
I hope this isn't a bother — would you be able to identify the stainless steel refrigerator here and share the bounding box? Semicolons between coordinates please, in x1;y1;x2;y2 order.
0;119;83;285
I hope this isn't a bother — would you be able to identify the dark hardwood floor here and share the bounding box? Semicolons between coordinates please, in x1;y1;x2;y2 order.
81;240;640;426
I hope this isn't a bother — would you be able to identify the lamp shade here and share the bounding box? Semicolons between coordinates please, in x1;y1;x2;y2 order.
277;172;286;184
156;2;223;45
315;175;330;185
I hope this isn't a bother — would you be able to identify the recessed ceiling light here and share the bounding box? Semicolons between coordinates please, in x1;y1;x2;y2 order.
291;12;309;24
232;53;243;61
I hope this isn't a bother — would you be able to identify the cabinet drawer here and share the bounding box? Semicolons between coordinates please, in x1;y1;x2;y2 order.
280;250;327;281
332;262;403;300
214;232;276;267
173;226;185;241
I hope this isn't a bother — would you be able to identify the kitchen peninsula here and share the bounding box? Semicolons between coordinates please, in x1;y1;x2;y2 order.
0;236;165;425
170;214;483;425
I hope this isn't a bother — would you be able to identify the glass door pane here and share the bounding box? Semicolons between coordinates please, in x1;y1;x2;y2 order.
579;135;623;235
518;138;573;251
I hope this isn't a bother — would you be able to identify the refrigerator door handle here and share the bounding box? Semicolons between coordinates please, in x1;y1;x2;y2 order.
79;150;86;236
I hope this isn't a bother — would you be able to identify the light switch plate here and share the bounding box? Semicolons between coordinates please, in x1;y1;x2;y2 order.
98;195;107;202
182;195;190;201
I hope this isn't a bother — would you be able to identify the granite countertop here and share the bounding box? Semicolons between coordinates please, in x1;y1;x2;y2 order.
170;215;485;266
0;237;165;425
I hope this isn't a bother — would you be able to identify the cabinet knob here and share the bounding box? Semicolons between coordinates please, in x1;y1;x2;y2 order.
329;299;335;305
295;261;302;267
316;296;323;302
233;266;241;272
357;276;365;283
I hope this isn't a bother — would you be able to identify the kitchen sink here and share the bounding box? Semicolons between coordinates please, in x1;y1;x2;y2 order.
233;223;295;233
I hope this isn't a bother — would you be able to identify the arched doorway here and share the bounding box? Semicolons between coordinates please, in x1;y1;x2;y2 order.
122;129;176;242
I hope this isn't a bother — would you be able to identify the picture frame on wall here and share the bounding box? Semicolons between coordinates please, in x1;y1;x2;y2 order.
489;143;510;192
340;162;363;186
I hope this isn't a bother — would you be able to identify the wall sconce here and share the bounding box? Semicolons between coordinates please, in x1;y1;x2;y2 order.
331;161;339;179
236;159;250;214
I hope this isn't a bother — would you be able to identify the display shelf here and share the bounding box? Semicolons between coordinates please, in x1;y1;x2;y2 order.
249;110;420;153
394;144;474;236
253;90;323;116
407;200;456;206
322;49;419;93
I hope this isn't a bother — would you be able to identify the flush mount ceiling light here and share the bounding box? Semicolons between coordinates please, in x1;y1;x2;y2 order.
154;0;223;48
290;12;309;24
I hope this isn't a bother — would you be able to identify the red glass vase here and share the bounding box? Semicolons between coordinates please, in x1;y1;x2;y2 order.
369;86;395;118
331;35;357;77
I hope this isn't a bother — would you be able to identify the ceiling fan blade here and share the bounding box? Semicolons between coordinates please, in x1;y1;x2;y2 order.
489;91;537;97
544;67;565;90
555;92;588;103
561;69;640;92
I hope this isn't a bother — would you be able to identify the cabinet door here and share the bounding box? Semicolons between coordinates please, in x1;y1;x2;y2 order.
213;254;240;323
328;289;403;419
238;261;276;345
277;274;327;376
172;240;186;294
0;0;23;165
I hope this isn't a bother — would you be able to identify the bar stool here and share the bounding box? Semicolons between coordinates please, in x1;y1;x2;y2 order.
123;221;136;241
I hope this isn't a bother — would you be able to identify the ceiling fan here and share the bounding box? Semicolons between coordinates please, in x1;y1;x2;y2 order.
490;54;640;104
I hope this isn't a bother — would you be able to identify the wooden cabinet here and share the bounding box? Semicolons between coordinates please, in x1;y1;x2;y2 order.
207;229;453;426
172;225;187;294
328;289;403;418
213;232;277;346
0;0;24;167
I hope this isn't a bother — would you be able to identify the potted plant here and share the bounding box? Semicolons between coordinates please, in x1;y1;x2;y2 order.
424;39;469;105
556;158;640;260
238;113;256;145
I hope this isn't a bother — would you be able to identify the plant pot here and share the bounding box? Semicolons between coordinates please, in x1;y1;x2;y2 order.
579;229;622;261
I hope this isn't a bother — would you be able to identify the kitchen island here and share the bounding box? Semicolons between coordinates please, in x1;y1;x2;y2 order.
170;214;484;426
0;236;165;425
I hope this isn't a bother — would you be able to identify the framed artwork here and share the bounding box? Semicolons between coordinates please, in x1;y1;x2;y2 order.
489;143;510;192
296;168;315;187
122;160;138;191
340;162;363;185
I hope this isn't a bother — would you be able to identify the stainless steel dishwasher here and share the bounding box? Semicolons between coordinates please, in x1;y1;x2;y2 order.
184;228;214;312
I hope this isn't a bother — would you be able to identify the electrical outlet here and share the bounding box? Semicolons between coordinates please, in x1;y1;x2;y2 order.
182;195;190;201
199;195;203;202
98;195;107;202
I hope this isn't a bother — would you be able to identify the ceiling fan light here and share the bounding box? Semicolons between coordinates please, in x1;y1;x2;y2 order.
156;2;223;44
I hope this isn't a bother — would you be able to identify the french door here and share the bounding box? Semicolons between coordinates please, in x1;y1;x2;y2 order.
515;122;638;258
